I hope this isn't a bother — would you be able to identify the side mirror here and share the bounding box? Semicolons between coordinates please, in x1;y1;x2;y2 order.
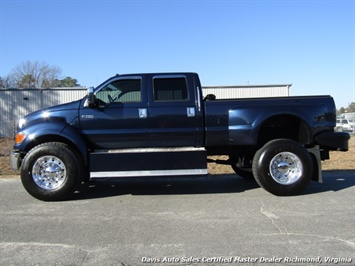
87;87;96;107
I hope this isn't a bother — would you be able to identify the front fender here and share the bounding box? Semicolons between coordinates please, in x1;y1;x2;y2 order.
15;121;88;166
60;124;88;165
15;120;67;151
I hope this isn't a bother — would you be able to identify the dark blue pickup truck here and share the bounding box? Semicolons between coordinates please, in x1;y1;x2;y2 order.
10;72;350;200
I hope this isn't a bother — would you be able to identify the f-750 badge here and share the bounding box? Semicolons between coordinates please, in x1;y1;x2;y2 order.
81;115;94;119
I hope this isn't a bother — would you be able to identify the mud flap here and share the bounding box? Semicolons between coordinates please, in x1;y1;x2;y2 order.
308;145;322;183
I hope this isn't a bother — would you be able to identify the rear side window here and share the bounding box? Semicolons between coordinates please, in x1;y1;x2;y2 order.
153;77;188;101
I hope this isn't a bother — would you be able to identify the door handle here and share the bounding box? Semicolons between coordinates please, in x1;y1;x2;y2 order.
187;107;195;117
139;108;147;118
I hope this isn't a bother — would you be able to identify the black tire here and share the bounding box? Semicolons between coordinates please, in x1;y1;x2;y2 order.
252;139;313;196
229;155;254;180
21;142;83;201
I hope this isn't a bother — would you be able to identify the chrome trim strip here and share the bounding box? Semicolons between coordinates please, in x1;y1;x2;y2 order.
197;86;201;112
101;147;206;154
90;169;208;178
152;74;187;79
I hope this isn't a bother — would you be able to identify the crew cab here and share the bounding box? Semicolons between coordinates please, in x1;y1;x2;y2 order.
10;72;350;201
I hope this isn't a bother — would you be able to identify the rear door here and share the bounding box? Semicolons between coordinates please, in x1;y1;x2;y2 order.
148;74;203;147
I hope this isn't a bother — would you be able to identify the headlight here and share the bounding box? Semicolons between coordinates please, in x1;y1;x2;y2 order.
18;118;26;129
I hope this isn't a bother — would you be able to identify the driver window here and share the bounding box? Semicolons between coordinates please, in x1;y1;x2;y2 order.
96;79;141;104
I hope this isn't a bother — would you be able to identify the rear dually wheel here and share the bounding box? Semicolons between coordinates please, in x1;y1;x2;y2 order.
252;139;313;196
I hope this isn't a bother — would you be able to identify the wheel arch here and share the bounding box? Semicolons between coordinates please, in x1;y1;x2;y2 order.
256;114;312;148
20;124;88;167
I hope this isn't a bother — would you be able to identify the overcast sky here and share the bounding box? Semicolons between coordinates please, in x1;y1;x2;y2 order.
1;0;354;108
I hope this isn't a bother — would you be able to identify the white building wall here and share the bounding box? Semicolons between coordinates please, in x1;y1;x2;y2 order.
0;88;87;137
202;84;291;99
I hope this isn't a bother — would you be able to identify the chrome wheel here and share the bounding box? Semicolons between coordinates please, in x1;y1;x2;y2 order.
32;156;67;190
253;139;313;196
269;152;302;185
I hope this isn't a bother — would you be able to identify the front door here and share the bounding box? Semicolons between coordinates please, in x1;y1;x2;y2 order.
80;76;149;149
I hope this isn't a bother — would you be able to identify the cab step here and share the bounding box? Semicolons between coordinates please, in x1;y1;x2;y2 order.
89;147;207;179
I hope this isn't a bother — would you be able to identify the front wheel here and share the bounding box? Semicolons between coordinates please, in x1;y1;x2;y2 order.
252;139;313;196
21;142;83;201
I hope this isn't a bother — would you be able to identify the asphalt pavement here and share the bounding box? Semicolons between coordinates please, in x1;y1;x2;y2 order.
1;170;354;266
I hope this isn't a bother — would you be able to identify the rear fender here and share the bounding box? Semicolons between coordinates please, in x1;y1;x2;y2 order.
228;109;312;146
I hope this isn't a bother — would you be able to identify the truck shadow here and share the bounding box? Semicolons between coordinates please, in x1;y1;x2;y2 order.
305;169;355;194
72;174;258;200
71;169;355;200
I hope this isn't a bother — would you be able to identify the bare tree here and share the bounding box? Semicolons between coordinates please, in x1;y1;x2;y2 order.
10;61;62;88
0;75;16;88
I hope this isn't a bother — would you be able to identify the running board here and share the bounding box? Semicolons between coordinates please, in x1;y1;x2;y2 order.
89;147;207;179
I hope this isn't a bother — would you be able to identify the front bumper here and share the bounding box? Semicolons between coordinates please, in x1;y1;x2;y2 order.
315;132;351;151
10;151;22;170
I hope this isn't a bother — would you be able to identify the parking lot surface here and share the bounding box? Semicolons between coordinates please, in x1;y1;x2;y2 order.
1;171;354;266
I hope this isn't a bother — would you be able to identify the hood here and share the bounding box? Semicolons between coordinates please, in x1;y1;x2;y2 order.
19;99;82;130
41;99;82;113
